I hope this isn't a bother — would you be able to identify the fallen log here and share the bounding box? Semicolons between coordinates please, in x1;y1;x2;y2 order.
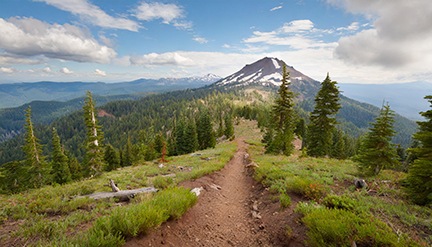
74;187;159;201
73;179;158;201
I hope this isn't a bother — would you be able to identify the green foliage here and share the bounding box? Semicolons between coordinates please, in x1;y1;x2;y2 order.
301;207;407;247
279;193;291;208
307;74;342;157
0;161;28;193
123;136;133;166
354;102;398;175
82;187;197;244
322;194;356;211
23;106;50;188
51;128;71;184
185;119;198;153
196;110;216;150
263;64;296;155
405;95;432;205
224;113;234;139
104;144;119;172
82;91;105;177
152;175;174;189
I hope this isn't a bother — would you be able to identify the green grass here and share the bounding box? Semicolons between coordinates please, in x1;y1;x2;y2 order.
0;141;237;246
243;120;431;246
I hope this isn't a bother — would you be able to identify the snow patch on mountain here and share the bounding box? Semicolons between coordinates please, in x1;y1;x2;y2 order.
272;58;280;69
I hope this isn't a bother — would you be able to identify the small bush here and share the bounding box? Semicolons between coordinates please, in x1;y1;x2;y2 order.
295;201;321;216
322;194;356;211
153;176;173;189
285;177;326;201
279;193;291;208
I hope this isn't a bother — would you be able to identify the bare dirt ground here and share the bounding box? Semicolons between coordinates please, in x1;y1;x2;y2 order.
125;139;307;247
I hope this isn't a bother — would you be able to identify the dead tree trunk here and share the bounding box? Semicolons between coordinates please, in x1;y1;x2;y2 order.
109;179;120;192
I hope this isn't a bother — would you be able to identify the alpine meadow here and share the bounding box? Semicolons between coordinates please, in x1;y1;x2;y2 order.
1;1;432;246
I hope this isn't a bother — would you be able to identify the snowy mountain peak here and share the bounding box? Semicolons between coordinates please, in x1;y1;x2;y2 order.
212;57;320;99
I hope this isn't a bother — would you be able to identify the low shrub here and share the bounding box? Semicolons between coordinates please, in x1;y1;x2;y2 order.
322;194;356;211
303;207;407;247
82;187;197;245
279;193;291;208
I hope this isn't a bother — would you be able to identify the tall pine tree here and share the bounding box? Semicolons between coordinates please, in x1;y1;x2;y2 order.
196;110;216;150
104;144;119;171
82;91;104;177
51;128;71;184
175;118;188;155
263;63;296;155
23;106;49;188
354;102;398;175
185;119;198;153
307;73;342;157
224;113;234;140
405;95;432;205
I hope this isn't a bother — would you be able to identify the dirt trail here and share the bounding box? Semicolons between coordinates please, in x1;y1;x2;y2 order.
125;139;307;247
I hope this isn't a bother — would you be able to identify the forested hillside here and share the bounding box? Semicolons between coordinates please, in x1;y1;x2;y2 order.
0;93;149;143
0;85;416;167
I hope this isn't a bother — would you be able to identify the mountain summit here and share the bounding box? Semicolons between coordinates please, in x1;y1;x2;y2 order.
212;57;320;99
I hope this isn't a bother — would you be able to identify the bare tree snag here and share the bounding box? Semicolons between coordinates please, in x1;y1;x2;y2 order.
109;179;120;192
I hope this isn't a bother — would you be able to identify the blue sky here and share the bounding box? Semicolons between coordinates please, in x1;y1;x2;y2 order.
0;0;431;84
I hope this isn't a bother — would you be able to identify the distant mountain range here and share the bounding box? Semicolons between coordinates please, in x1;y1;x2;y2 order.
339;82;432;121
0;74;221;109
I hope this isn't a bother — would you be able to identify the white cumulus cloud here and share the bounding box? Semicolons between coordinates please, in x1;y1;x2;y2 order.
0;67;16;73
243;20;336;50
329;0;432;68
133;2;192;30
130;52;195;67
0;53;45;65
43;67;51;73
60;67;74;74
0;17;117;64
93;69;106;76
34;0;140;31
193;35;208;44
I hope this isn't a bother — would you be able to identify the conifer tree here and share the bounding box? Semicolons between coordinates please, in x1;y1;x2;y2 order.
196;110;216;150
185;119;198;153
82;91;104;177
154;132;165;155
51;128;71;184
175;119;188;155
307;73;342;157
405;95;432;205
216;116;224;138
263;63;296;155
224;113;234;139
23;106;49;188
354;102;398;175
119;147;124;167
104;144;119;171
330;129;345;159
124;137;133;166
0;161;27;193
65;150;81;181
294;118;306;140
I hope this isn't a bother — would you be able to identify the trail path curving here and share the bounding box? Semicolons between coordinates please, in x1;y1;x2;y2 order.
125;139;307;247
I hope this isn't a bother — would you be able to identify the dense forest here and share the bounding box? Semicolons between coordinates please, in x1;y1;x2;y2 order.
0;93;149;143
0;80;419;194
0;85;417;167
